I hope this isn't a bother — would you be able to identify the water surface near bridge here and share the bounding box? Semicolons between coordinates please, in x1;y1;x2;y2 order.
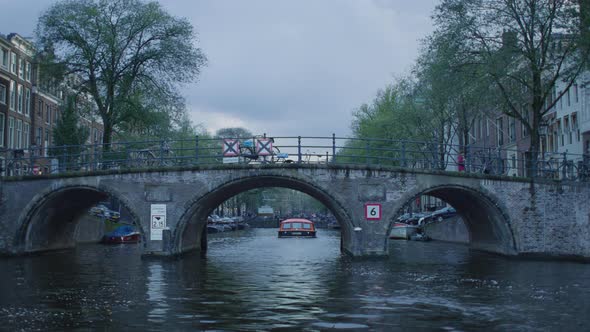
1;228;589;331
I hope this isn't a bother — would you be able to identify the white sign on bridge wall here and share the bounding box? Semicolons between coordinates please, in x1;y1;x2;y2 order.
364;203;382;220
150;204;167;240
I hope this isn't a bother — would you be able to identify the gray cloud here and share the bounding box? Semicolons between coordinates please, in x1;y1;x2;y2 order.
0;0;438;137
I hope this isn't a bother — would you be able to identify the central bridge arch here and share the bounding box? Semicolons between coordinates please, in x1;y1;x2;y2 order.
173;174;355;256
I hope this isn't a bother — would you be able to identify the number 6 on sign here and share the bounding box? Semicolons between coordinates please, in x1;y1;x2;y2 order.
364;203;382;220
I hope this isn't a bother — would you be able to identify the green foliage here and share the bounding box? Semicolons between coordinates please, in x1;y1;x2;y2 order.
50;96;89;170
339;80;432;165
37;0;207;146
433;0;590;163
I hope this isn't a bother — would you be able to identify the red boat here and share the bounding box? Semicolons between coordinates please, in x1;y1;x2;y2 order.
278;218;317;238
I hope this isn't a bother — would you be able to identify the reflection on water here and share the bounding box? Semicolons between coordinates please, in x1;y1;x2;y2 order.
1;228;590;331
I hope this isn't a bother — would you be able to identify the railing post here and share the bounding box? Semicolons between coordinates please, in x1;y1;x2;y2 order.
160;140;165;167
63;145;68;172
195;135;199;165
562;151;568;179
94;142;98;171
497;148;502;175
332;133;336;164
297;136;302;163
366;140;370;166
401;140;406;167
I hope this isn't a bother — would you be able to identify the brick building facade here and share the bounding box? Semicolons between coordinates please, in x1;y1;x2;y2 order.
0;32;103;175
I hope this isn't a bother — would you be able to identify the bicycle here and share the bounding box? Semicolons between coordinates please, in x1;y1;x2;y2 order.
128;141;176;168
238;136;291;164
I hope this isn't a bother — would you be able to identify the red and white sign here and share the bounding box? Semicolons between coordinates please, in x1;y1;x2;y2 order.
364;203;382;220
256;138;273;156
222;139;240;157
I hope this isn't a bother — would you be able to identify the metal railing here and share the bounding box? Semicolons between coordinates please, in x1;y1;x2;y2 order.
1;135;588;181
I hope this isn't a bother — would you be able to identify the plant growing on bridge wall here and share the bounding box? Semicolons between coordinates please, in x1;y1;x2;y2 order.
37;0;207;151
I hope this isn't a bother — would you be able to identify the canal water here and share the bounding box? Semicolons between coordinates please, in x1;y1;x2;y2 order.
1;228;589;331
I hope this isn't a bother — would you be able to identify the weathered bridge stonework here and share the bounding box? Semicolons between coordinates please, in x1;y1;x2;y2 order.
1;164;589;260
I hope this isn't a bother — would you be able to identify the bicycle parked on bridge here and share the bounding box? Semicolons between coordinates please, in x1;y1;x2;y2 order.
235;136;292;164
128;140;176;168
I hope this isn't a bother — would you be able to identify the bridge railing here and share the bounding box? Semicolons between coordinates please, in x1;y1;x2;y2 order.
1;135;588;181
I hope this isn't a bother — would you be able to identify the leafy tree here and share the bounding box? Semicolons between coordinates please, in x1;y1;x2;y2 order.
215;127;253;139
434;0;590;173
341;79;432;166
37;0;207;149
50;96;90;170
415;26;496;168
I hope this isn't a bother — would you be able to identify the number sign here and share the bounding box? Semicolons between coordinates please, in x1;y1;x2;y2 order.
364;203;382;220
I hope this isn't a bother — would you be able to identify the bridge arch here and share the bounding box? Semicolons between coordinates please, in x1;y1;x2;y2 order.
390;184;518;255
173;174;355;256
13;184;145;254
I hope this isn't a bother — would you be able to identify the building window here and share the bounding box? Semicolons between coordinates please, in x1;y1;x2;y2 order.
23;123;30;150
38;100;43;116
9;81;15;110
0;84;5;105
496;118;504;146
573;113;579;142
509;117;516;142
557;120;563;147
0;113;4;147
26;62;31;82
36;127;42;146
45;105;51;124
17;85;23;113
575;84;579;103
25;88;30;116
486;119;490;137
522;109;529;137
10;52;16;74
16;119;22;149
18;59;24;80
565;116;572;145
567;88;571;106
0;48;8;68
8;117;14;149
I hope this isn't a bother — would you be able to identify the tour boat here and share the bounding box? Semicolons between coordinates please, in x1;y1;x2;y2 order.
389;222;419;240
278;218;317;238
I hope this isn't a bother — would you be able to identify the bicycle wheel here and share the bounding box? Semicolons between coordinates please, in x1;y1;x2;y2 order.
239;146;257;164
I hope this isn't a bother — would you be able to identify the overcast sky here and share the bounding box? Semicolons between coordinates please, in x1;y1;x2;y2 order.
0;0;438;138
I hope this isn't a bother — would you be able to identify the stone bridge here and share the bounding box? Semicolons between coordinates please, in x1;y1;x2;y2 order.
1;164;589;260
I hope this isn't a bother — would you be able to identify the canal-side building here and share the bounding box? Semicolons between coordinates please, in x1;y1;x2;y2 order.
0;33;36;176
1;31;104;176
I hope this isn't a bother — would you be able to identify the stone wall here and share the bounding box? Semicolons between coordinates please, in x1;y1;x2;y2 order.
74;215;106;243
423;216;469;243
0;165;589;260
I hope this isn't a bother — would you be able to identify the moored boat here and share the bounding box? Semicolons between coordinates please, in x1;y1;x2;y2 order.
389;222;419;240
102;225;141;244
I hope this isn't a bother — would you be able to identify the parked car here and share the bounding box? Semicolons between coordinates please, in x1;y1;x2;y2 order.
431;207;457;221
419;207;457;225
